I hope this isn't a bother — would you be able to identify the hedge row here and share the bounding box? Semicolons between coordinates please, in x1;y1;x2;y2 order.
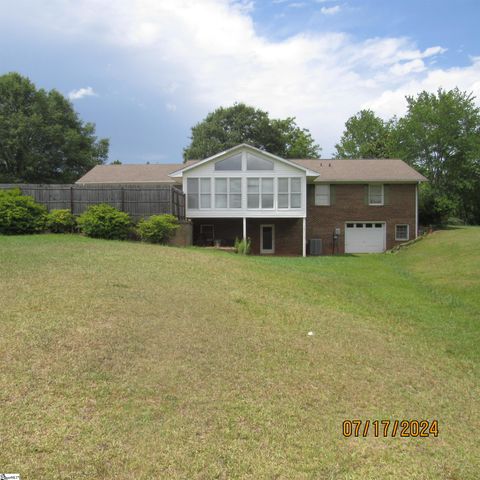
0;188;179;243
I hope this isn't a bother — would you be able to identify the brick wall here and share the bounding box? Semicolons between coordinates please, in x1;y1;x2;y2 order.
247;218;303;256
306;183;417;254
168;221;193;247
190;183;416;256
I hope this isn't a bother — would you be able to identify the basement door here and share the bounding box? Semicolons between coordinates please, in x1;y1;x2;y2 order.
260;224;275;254
345;222;385;253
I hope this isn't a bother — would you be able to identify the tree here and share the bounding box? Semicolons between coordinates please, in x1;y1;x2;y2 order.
183;103;320;160
111;160;122;165
334;109;397;159
0;72;109;183
396;88;480;223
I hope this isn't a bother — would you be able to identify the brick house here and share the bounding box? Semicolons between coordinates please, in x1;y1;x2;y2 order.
77;144;426;255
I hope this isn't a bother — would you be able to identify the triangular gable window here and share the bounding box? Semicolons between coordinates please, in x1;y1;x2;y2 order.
214;153;242;171
246;153;274;170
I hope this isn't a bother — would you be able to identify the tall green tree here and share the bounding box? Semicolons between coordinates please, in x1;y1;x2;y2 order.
397;88;480;223
334;109;397;159
0;72;109;183
183;103;320;160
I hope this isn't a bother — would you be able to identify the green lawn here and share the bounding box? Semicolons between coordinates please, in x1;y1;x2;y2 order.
0;228;479;479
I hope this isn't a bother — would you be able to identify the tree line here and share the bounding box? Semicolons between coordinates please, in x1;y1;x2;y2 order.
1;72;479;224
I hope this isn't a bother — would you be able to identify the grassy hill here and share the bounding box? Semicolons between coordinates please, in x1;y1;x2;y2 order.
0;228;479;479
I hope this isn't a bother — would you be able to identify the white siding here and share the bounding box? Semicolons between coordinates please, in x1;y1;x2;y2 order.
183;148;306;218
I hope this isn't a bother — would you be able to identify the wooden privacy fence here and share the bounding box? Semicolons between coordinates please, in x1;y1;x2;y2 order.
0;184;186;220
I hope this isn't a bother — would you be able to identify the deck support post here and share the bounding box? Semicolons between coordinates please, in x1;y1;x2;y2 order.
302;217;306;257
243;217;247;241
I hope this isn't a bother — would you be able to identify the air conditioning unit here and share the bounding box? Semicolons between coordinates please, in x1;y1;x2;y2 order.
309;238;322;256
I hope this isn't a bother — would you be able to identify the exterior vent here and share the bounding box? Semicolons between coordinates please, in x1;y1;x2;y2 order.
309;238;322;256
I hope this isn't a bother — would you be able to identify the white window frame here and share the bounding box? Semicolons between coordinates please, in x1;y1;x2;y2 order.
214;177;242;209
247;177;274;210
187;177;212;210
277;177;303;209
368;184;384;206
395;224;409;241
199;178;211;209
314;184;330;206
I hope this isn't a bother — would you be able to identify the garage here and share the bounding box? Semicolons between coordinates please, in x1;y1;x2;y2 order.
345;222;385;253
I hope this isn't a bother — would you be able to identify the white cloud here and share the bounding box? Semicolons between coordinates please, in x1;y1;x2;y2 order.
10;0;480;156
67;86;97;100
166;102;177;112
288;2;307;7
320;5;340;15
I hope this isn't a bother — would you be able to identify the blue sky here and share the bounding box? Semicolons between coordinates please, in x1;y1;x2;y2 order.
1;0;479;162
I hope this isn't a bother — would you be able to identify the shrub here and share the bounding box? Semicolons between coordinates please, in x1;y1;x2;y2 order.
0;188;47;234
137;214;179;244
45;209;77;233
234;237;251;255
77;204;132;240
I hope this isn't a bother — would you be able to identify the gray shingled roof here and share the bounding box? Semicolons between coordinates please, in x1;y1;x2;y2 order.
76;161;198;184
292;159;427;182
76;158;426;184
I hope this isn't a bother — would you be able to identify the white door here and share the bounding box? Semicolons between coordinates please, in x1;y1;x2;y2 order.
260;224;275;254
345;222;385;253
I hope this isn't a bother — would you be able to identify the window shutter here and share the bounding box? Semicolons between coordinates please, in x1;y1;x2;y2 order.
384;185;390;205
364;185;369;205
330;185;336;205
308;184;314;205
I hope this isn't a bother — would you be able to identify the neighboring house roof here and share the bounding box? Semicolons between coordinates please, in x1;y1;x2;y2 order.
75;161;197;184
292;159;427;182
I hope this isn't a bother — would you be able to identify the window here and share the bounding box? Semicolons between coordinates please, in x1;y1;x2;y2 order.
187;178;199;209
278;177;302;209
369;184;384;205
214;154;242;171
247;178;274;209
215;178;242;208
246;153;274;170
187;178;211;209
395;224;409;241
291;178;301;208
215;178;228;208
200;178;211;208
315;184;330;206
247;178;259;208
262;178;274;208
278;178;289;208
229;178;242;208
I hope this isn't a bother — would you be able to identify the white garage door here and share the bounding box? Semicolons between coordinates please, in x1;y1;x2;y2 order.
345;222;385;253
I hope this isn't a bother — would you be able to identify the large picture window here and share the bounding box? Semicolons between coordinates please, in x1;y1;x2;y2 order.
247;178;274;209
278;177;302;209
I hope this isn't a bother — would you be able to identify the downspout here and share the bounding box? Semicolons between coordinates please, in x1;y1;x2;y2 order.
415;182;419;238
